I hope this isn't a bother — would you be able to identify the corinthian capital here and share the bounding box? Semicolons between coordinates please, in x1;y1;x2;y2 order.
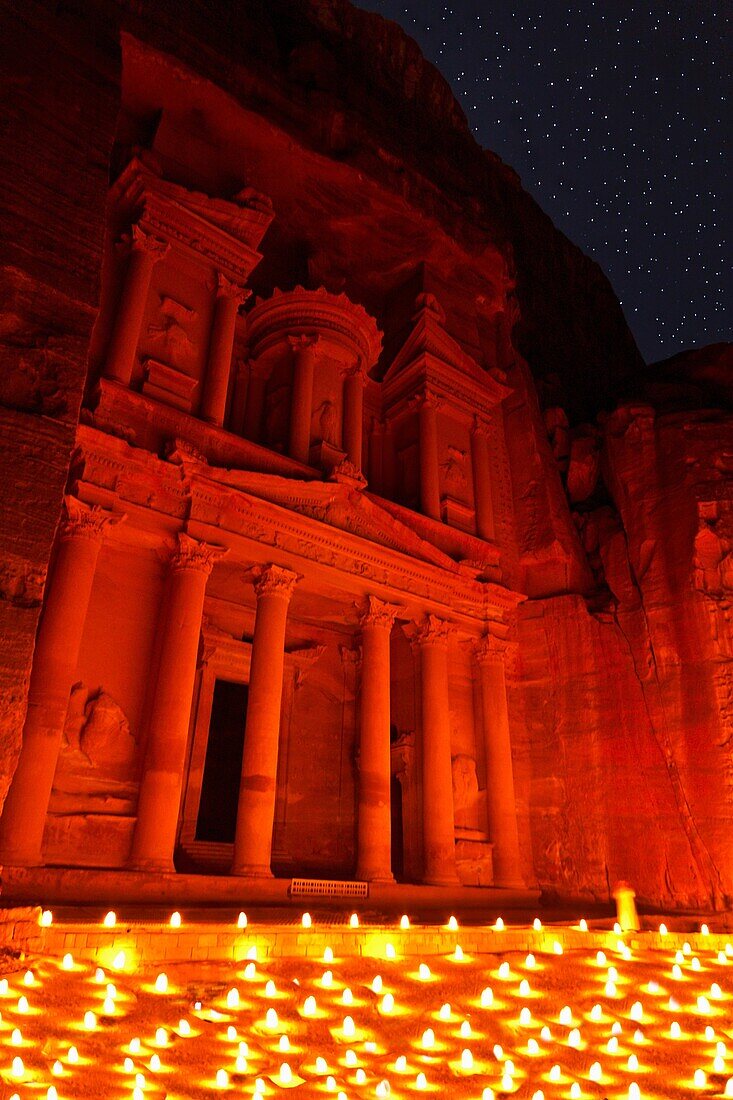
342;359;367;383
358;595;401;632
413;613;454;648
216;272;250;308
170;532;228;576
253;563;300;600
130;224;170;261
59;497;124;543
410;388;442;414
473;633;518;668
471;414;491;439
287;332;321;355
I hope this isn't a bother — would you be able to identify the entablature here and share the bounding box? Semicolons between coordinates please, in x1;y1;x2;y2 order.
72;425;523;631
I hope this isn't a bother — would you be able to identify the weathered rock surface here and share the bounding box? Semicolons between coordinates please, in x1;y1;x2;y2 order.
0;2;119;806
520;346;733;906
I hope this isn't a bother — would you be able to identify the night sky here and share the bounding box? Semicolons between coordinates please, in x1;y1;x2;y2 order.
358;1;730;364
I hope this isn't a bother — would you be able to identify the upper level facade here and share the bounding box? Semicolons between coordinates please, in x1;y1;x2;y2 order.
86;150;521;595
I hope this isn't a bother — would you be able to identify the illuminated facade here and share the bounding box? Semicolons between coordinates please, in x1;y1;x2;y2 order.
0;145;532;898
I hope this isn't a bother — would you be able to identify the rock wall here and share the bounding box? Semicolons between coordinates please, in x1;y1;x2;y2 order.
517;349;733;908
0;2;119;804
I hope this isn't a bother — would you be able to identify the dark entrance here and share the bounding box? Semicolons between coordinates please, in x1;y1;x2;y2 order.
390;774;404;881
196;679;248;843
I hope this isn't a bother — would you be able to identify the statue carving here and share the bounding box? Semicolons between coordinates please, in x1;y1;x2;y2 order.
147;294;197;371
440;445;467;494
313;399;339;447
452;754;479;823
64;683;137;775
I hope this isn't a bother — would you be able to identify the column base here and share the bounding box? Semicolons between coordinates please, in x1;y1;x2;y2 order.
423;872;462;887
127;858;176;874
357;868;395;884
231;864;274;879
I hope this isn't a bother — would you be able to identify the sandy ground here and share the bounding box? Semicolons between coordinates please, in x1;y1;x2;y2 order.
1;935;732;1098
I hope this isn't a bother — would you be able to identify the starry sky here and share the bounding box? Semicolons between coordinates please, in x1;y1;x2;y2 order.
357;1;730;364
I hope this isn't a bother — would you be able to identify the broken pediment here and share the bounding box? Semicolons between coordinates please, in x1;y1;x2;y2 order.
109;155;274;284
382;293;510;417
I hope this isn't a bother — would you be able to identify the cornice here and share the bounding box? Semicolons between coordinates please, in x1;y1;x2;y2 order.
110;157;271;284
73;425;525;623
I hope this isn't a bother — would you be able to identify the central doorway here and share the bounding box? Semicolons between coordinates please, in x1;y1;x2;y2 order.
390;774;404;881
196;678;248;843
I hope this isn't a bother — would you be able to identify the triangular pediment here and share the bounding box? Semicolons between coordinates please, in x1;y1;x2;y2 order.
195;465;460;572
383;293;487;386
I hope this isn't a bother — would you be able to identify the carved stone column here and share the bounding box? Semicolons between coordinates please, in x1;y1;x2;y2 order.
200;274;249;427
343;366;366;471
105;225;169;386
417;391;442;521
356;596;400;882
0;499;119;866
232;564;299;877
474;635;524;887
414;614;459;884
288;334;320;464
471;416;495;541
129;534;226;871
382;420;397;499
368;417;384;493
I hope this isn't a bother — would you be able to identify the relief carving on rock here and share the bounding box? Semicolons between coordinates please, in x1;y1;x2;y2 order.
451;753;479;827
63;683;137;777
694;520;733;597
440;445;468;495
147;294;198;373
